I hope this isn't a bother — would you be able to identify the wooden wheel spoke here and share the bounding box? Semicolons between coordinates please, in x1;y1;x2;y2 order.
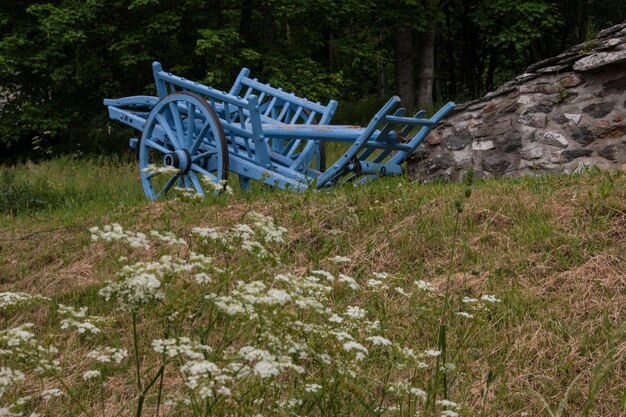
187;171;206;197
192;151;216;163
157;174;179;198
168;102;186;146
185;102;196;148
191;163;218;183
143;139;171;154
191;121;212;155
156;114;182;149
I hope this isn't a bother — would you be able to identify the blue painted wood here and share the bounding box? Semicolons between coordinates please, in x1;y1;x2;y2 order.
104;62;455;199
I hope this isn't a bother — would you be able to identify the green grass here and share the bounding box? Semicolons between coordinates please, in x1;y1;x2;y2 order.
0;158;625;416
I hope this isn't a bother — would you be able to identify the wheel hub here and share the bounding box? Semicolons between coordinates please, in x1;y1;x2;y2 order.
163;149;192;173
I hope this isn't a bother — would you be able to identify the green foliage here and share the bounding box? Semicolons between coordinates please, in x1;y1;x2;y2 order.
0;166;57;214
0;0;625;157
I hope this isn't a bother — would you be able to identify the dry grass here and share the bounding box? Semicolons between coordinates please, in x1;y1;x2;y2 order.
1;163;625;416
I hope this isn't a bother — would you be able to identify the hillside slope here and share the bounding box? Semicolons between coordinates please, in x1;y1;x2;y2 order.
1;160;624;416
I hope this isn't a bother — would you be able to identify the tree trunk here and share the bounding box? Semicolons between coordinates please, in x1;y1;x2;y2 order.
444;2;456;99
485;47;497;92
417;26;436;108
239;0;254;46
377;32;388;97
260;2;275;49
394;28;416;108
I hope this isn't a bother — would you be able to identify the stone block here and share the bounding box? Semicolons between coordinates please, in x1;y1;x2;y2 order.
427;154;455;173
598;145;617;160
573;50;626;71
540;131;569;148
443;134;472;150
582;101;614;118
553;113;582;125
500;133;523;153
571;127;594;146
471;140;495;151
519;113;547;128
559;73;584;88
425;131;443;145
562;148;593;161
602;76;626;94
520;147;544;160
519;83;561;95
482;155;510;173
526;103;554;113
594;120;625;138
537;65;569;74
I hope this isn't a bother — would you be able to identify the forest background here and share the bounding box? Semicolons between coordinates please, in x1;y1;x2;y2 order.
1;0;626;161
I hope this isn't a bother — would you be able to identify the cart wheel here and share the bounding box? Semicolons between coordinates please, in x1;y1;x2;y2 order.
138;92;228;200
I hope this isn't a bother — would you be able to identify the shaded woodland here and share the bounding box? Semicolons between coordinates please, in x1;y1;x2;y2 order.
1;0;625;158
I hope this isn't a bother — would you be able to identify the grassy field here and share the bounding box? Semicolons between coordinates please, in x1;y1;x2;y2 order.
1;158;624;417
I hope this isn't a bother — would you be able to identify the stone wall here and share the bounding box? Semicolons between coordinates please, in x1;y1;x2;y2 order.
407;21;626;182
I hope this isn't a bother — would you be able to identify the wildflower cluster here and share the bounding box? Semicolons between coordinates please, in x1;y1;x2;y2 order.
142;164;179;176
0;212;504;416
173;186;203;202
199;177;234;195
58;304;104;335
192;211;285;260
0;293;48;311
89;224;150;249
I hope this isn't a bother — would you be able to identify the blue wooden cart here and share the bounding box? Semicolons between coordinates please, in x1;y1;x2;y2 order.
104;62;455;200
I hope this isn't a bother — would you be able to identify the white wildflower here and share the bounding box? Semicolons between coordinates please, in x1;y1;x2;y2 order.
440;411;460;417
305;383;322;393
90;224;150;249
338;274;359;289
265;289;291;305
0;367;25;397
0;292;47;310
253;361;281;378
424;350;441;357
372;272;389;279
0;405;21;417
149;230;187;245
366;336;392;347
328;314;343;323
462;297;478;304
191;227;224;241
394;287;409;296
60;319;101;334
342;341;368;354
367;279;385;289
173;186;203;201
151;338;211;360
480;294;500;303
456;311;474;319
0;323;36;347
415;280;437;292
86;347;128;364
142;164;179;176
329;255;352;263
345;306;367;319
194;272;212;284
311;270;334;282
410;387;427;401
99;272;163;310
437;399;458;409
246;211;287;244
39;388;63;400
82;370;101;381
